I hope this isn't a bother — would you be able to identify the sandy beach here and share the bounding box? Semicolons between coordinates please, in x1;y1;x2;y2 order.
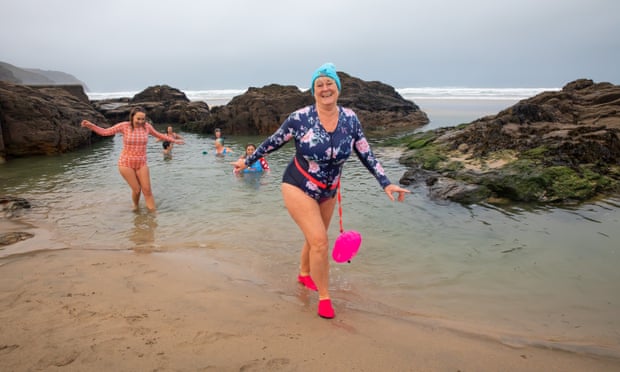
1;247;618;372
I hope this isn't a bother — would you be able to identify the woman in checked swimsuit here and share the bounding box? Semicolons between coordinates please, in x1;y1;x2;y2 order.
233;63;410;319
81;107;184;211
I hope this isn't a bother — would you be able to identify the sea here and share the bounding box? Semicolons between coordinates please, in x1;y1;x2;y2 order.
2;87;619;359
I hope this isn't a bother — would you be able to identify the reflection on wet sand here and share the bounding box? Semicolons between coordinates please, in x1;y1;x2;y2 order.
129;211;158;250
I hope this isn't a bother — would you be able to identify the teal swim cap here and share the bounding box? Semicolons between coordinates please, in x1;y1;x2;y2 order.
310;62;341;95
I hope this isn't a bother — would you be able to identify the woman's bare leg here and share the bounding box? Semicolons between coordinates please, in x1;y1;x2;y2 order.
119;166;141;210
282;184;336;300
135;166;156;211
299;241;311;276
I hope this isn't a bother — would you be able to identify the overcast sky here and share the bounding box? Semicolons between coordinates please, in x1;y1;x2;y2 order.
1;0;618;92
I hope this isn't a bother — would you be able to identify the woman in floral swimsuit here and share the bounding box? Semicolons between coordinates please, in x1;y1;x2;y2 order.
233;63;410;319
81;107;183;211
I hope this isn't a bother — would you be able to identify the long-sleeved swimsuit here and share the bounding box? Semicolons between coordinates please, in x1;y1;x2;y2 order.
89;122;176;169
245;105;391;202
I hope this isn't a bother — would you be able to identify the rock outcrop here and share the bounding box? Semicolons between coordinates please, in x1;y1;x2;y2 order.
1;196;31;218
397;79;620;204
441;79;620;165
0;196;34;246
184;84;313;135
0;82;108;161
92;85;211;125
183;72;429;136
337;72;429;134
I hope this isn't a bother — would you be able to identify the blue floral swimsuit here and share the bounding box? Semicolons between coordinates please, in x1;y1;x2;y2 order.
245;105;391;202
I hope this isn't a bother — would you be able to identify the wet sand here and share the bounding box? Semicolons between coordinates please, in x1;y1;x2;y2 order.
1;248;618;371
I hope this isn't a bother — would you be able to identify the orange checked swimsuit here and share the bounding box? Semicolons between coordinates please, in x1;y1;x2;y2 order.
89;122;176;169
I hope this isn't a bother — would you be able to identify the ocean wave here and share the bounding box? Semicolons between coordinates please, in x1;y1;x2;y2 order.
398;87;559;100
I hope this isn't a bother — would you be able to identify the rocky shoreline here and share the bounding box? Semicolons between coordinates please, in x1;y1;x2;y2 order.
394;79;620;204
1;75;619;205
0;70;428;160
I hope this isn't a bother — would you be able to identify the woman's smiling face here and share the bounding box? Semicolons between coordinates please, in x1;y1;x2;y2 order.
133;112;146;126
313;76;339;105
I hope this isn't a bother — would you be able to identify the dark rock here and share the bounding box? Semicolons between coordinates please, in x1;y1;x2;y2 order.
399;167;437;186
0;232;34;246
0;82;109;160
0;196;30;209
400;168;492;204
92;85;211;126
427;177;492;204
442;79;620;165
1;196;31;218
398;79;620;204
190;72;429;136
337;72;429;134
186;84;312;135
133;85;190;103
30;84;90;103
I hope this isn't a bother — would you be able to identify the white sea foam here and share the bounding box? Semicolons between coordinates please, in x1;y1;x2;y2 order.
184;89;247;104
398;87;559;100
87;91;141;101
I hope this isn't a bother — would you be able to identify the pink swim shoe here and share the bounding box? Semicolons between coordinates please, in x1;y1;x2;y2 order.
297;274;318;291
318;299;335;319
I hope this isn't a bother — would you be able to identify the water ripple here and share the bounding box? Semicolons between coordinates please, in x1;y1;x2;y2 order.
1;131;619;350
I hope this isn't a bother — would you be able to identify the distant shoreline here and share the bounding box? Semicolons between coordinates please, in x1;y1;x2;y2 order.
87;87;544;128
87;86;558;103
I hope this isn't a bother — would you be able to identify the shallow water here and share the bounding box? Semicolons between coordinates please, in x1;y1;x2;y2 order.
2;124;619;358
